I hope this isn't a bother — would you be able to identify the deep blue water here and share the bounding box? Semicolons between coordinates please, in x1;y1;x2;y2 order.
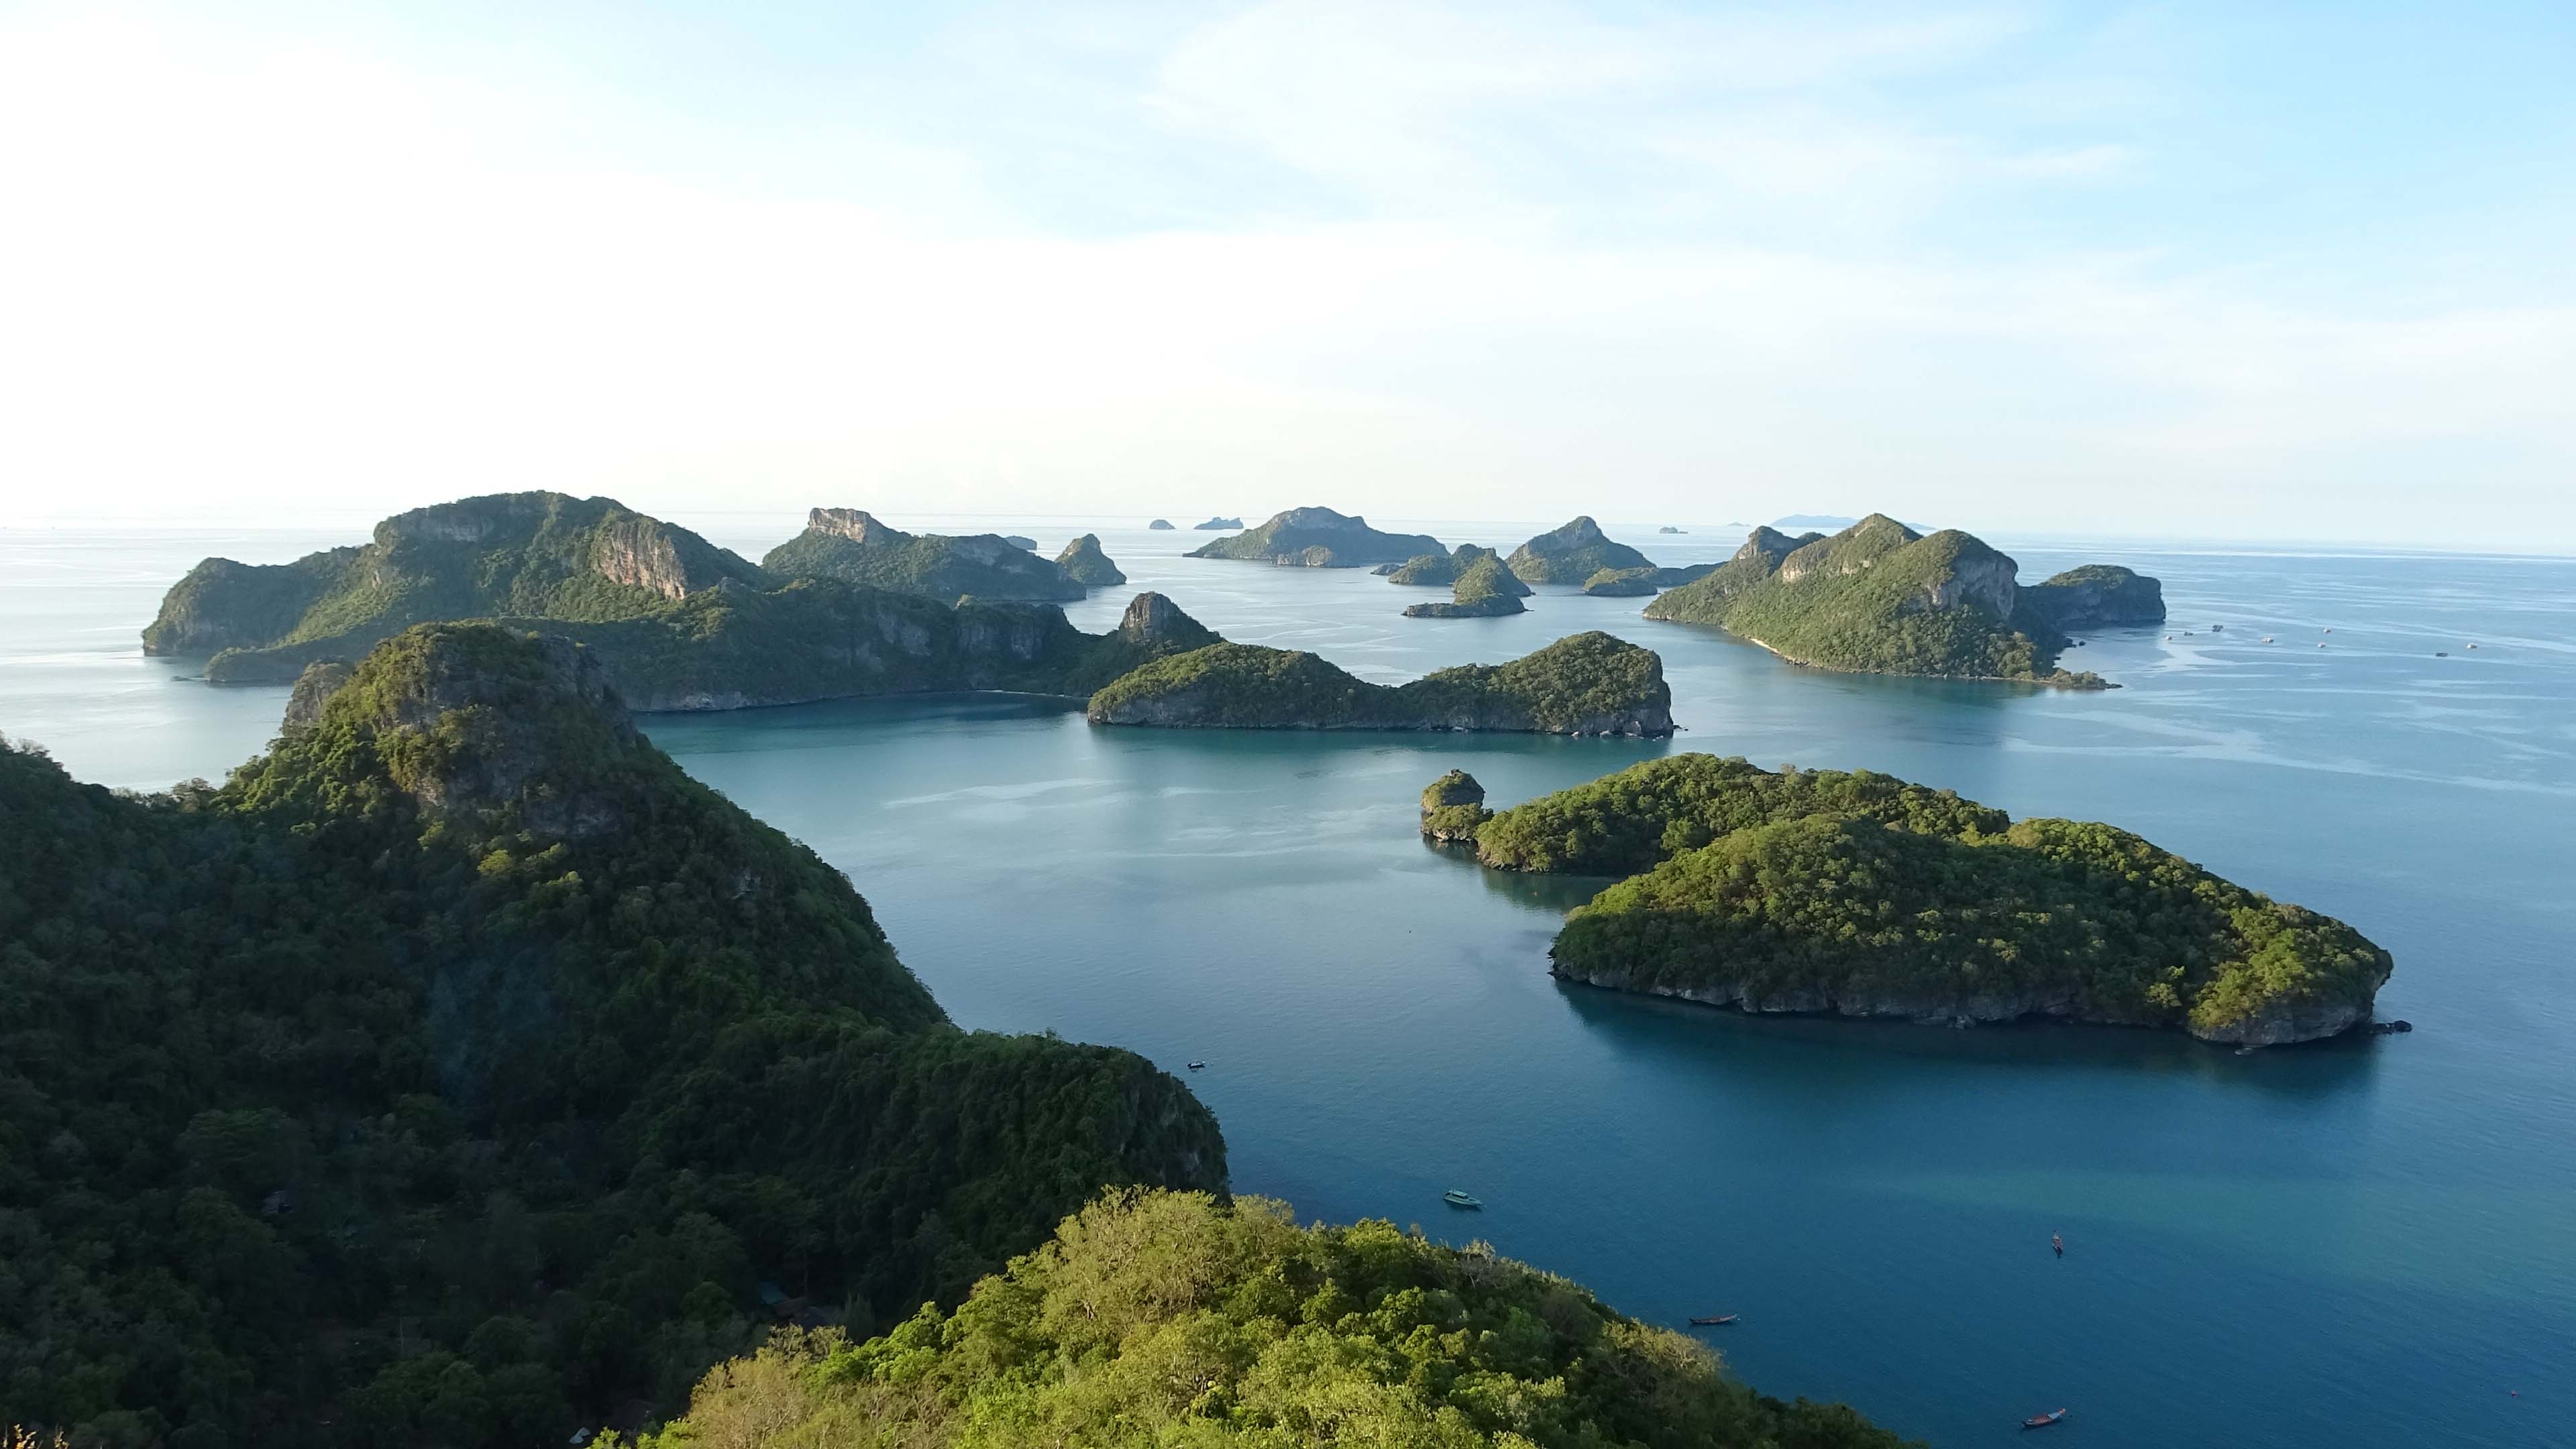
4;518;2572;1448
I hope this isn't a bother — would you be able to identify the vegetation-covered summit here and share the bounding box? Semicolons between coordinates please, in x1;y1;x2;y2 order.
1426;753;2392;1044
1187;507;1444;567
1087;631;1673;735
0;625;1226;1446
1385;543;1501;586
623;1188;1914;1449
1403;553;1532;618
763;508;1083;602
145;491;767;678
1643;516;2130;687
1506;516;1654;584
1053;533;1128;587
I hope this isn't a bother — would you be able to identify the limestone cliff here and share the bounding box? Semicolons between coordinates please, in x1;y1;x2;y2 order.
1055;533;1128;588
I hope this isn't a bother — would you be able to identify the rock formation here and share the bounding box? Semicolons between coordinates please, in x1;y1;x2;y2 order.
765;509;1084;603
1055;533;1128;588
1505;517;1655;584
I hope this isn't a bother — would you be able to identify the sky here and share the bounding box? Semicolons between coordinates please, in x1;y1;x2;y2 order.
2;1;2572;547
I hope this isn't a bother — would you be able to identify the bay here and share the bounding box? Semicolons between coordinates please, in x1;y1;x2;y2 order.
3;517;2570;1448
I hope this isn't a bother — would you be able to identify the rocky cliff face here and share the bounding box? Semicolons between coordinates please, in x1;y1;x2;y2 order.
1903;533;2021;621
588;517;708;600
1055;533;1128;587
1116;591;1219;651
806;506;908;546
279;659;355;736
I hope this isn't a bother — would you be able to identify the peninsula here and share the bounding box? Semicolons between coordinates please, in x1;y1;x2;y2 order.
1186;506;1444;567
1402;552;1531;617
1087;631;1674;735
1424;754;2393;1045
0;624;1224;1441
1643;516;2164;686
763;506;1083;601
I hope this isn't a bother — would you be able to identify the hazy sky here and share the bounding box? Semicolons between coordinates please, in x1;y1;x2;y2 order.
4;2;2572;546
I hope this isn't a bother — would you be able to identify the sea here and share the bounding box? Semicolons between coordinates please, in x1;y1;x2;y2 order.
3;515;2571;1448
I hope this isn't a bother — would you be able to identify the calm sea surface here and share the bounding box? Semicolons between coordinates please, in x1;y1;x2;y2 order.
5;517;2572;1448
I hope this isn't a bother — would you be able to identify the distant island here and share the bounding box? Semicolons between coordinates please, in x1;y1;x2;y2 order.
1402;553;1530;617
1087;631;1673;735
1424;754;2394;1046
1192;516;1243;530
1381;542;1495;585
764;508;1083;602
1644;516;2165;686
1186;506;1443;568
2;623;1224;1441
1658;525;1686;534
1054;532;1128;587
1002;533;1039;549
2021;562;2167;629
1505;515;1654;584
1584;562;1715;596
1772;513;1860;529
1149;518;1175;529
142;492;1213;705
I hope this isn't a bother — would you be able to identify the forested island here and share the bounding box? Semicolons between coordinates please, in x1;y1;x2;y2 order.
1402;553;1532;617
623;1190;1914;1449
1186;506;1443;567
1087;631;1674;735
1381;541;1499;586
1052;531;1127;586
1422;754;2392;1044
762;508;1083;601
1505;515;1656;583
1193;515;1243;530
1643;517;2165;686
0;624;1226;1444
139;493;1214;706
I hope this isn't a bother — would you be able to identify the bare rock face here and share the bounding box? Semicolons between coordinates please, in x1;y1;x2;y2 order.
588;517;701;600
280;659;356;736
1116;592;1219;651
1910;538;2021;621
358;628;643;841
806;507;908;546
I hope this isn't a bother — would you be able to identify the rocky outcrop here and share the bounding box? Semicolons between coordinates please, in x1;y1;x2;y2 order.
1505;517;1654;584
2021;564;2168;629
279;659;355;736
1055;533;1128;588
1116;591;1219;652
1419;769;1491;843
1002;535;1039;551
1187;507;1443;568
806;507;908;546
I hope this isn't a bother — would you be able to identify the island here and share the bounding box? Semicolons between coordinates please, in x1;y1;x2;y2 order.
1149;517;1175;529
1086;630;1674;735
1402;553;1530;617
1002;533;1040;549
1383;542;1497;586
1193;515;1244;530
0;623;1225;1442
1642;515;2161;686
1504;515;1655;584
1584;562;1717;596
654;1189;1911;1449
763;506;1083;602
2021;563;2169;629
1185;506;1444;568
1423;753;2394;1045
1054;532;1128;587
1419;767;1489;842
1658;525;1687;533
139;492;1222;704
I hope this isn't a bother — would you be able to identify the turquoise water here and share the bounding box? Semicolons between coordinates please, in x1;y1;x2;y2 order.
5;519;2573;1447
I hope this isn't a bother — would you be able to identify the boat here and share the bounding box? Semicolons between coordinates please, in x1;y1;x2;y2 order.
1186;1061;1206;1070
1442;1189;1483;1209
1688;1314;1739;1326
2022;1408;2067;1430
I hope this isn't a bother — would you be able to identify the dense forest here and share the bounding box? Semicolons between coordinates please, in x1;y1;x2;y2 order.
1643;517;2108;687
616;1189;1918;1449
0;625;1224;1446
1085;632;1672;735
1429;753;2393;1043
